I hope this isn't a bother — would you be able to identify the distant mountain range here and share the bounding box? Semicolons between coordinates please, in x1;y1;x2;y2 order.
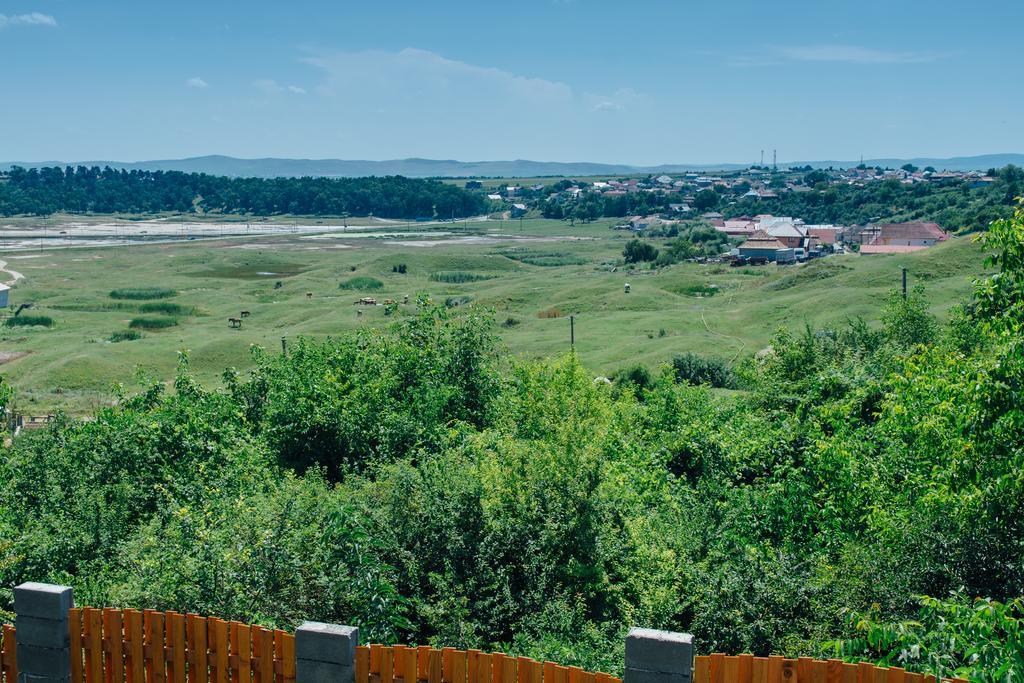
3;153;1022;178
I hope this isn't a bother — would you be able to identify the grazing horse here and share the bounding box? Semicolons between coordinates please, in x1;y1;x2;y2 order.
306;292;313;299
240;310;251;318
228;317;242;328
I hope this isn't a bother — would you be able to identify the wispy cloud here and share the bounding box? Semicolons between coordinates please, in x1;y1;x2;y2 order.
185;77;209;89
303;47;575;103
253;79;306;95
0;12;57;28
777;44;941;64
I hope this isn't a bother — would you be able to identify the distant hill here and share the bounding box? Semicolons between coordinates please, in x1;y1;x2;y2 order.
3;153;1022;178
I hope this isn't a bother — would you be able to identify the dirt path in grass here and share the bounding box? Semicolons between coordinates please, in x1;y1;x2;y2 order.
0;259;25;286
701;306;746;363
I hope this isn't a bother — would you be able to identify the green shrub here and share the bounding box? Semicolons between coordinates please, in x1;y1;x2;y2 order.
110;330;143;342
139;302;195;315
430;271;497;284
109;287;177;300
5;315;54;328
671;352;736;388
339;276;384;291
129;317;178;330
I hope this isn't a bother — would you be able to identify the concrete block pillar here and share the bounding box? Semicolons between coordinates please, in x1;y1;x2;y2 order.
13;582;75;683
295;622;359;683
624;628;694;683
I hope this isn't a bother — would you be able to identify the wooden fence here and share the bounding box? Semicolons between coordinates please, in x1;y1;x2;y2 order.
68;607;296;683
692;654;969;683
0;624;16;683
355;644;622;683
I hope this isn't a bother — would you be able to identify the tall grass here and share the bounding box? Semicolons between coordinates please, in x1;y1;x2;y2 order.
537;308;563;319
339;276;384;291
110;287;177;300
139;302;195;315
6;315;54;328
110;330;143;342
430;271;497;284
129;317;178;330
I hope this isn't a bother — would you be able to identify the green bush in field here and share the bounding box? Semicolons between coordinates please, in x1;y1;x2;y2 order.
338;276;384;291
429;271;497;284
129;316;178;330
109;287;177;300
5;315;54;328
110;330;143;342
138;302;195;315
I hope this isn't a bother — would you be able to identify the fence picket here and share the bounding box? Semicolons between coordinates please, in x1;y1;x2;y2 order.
280;633;295;683
145;611;166;683
210;620;229;683
168;613;187;683
428;649;442;683
187;615;209;683
404;646;418;683
1;623;18;683
231;623;251;683
722;656;738;683
780;659;797;681
709;654;724;683
450;650;468;683
104;608;125;683
70;608;85;683
750;657;767;683
85;608;104;683
381;646;394;683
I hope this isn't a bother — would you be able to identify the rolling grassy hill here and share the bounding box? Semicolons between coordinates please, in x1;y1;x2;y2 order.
0;221;987;414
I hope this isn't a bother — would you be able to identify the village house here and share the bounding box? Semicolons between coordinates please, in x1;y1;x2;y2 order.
860;221;949;254
737;230;796;263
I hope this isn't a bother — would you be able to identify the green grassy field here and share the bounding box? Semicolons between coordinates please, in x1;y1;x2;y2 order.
0;217;988;414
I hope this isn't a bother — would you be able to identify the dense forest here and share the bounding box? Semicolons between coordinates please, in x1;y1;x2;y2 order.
1;205;1023;680
0;166;488;218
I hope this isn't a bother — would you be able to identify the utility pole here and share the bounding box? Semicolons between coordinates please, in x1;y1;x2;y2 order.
772;149;777;171
570;315;575;348
902;267;908;300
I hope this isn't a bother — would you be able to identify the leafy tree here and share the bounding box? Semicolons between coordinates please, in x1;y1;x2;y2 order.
622;239;659;263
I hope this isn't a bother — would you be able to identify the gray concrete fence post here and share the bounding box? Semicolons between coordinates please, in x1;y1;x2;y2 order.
624;628;694;683
13;582;75;683
295;622;359;683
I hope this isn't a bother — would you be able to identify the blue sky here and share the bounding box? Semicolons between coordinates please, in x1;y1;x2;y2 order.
1;0;1021;165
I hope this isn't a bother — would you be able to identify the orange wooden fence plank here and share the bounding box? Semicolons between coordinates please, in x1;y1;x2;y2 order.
840;663;856;683
885;668;904;683
692;658;710;683
780;659;797;681
722;657;738;683
356;647;370;683
280;633;295;683
210;620;229;683
370;645;382;678
737;654;753;683
795;658;812;683
751;657;767;683
104;608;125;683
499;656;516;683
526;660;542;683
252;627;274;683
188;615;209;683
231;623;251;683
442;649;455;683
70;608;85;683
145;611;167;683
904;674;923;683
124;611;144;683
404;646;418;683
871;667;887;683
86;608;104;683
168;613;187;683
475;654;491;683
766;656;783;683
2;623;18;683
468;652;481;683
709;654;724;683
810;660;827;683
394;647;407;681
381;647;394;683
419;647;432;683
450;651;468;683
428;649;442;683
550;664;567;683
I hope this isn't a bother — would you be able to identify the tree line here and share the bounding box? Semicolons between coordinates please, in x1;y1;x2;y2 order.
0;166;488;219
